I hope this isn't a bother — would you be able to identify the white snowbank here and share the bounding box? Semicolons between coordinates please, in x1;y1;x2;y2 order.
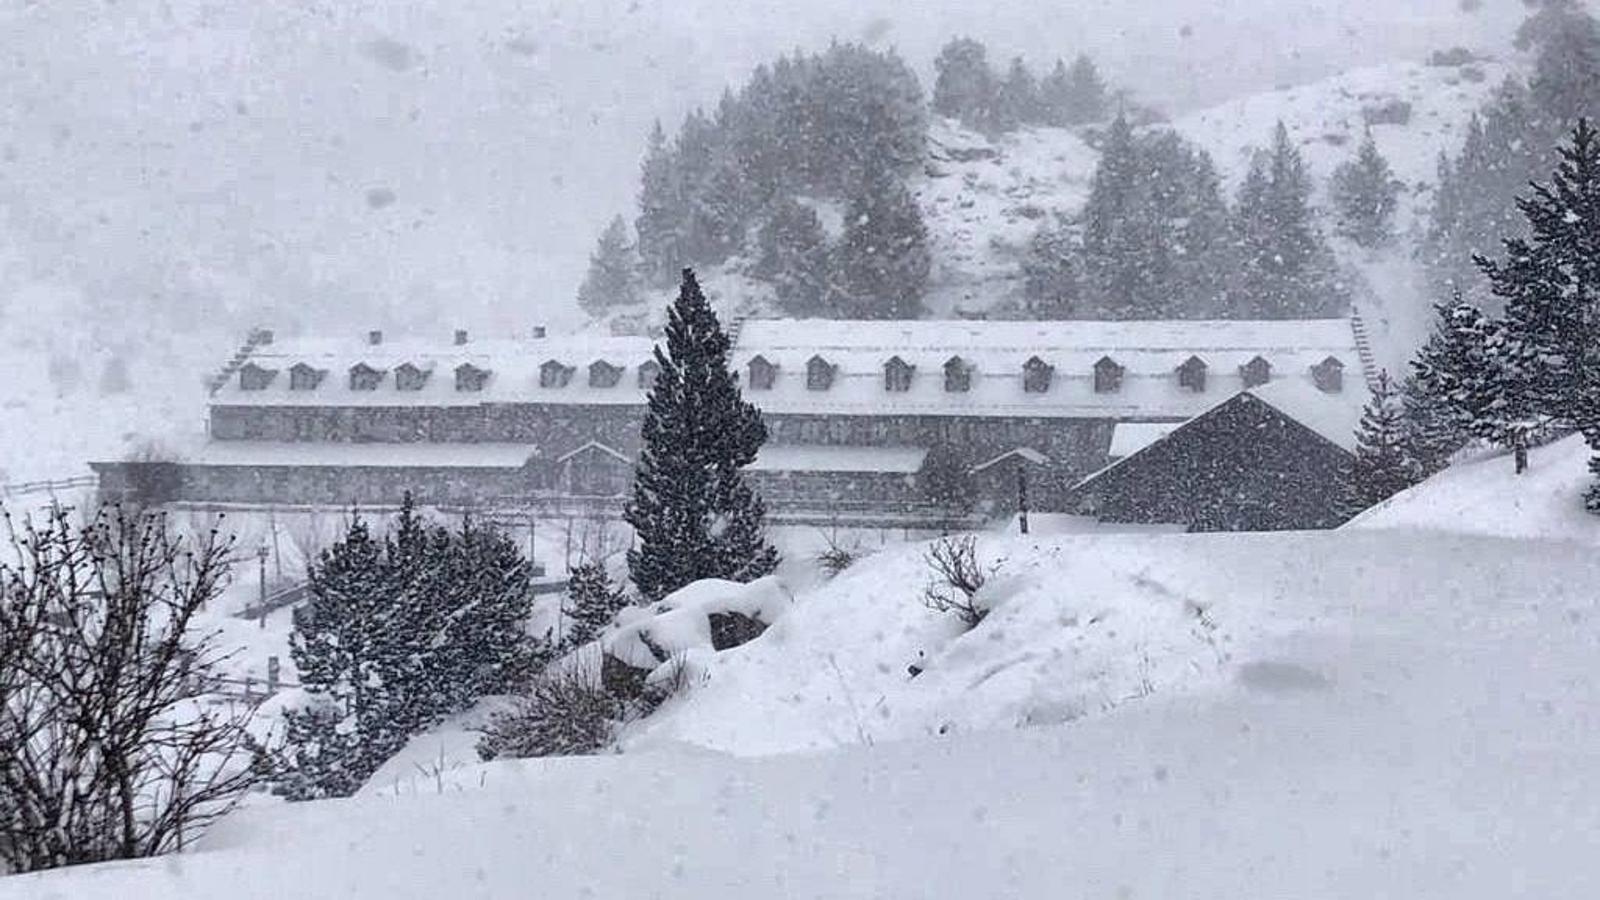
607;576;792;670
9;527;1600;898
1351;434;1600;545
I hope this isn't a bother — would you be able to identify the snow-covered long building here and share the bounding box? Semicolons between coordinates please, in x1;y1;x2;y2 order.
94;318;1371;525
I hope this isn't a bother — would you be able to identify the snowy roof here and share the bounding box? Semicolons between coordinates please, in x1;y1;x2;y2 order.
180;441;539;469
212;333;660;408
211;319;1365;422
1076;385;1360;488
1108;423;1179;459
730;318;1364;419
750;445;928;474
970;447;1051;474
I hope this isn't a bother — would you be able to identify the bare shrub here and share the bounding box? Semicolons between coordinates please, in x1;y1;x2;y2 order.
816;530;861;578
476;657;622;761
0;505;268;874
921;535;996;629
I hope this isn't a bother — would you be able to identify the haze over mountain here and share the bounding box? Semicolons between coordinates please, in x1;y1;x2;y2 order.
1;0;1526;335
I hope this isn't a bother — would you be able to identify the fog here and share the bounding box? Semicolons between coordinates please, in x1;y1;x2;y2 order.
0;0;1522;334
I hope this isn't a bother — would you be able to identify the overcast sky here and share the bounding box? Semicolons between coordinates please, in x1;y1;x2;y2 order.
0;0;1527;336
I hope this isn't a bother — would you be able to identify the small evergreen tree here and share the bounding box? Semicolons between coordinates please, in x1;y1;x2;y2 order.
577;215;643;317
626;269;780;601
1232;122;1346;317
918;442;977;528
1062;54;1110;125
1021;218;1083;317
995;57;1040;130
1330;131;1401;248
753;197;833;316
564;562;629;649
635;121;684;286
932;37;997;131
582;216;643;315
1336;371;1423;519
835;168;931;319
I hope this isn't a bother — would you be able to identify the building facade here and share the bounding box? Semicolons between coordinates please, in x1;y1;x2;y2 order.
94;318;1370;526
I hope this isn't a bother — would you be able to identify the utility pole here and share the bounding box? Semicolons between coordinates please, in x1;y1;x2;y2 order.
1017;466;1030;536
257;545;269;629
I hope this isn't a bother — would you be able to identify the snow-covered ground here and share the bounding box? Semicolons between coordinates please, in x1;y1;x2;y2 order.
8;525;1600;898
9;435;1600;897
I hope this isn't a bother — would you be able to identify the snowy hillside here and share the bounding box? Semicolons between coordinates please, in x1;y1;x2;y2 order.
1351;434;1600;545
9;526;1600;898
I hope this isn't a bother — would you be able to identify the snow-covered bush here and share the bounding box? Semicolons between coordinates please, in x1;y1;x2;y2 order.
476;656;622;761
921;536;996;629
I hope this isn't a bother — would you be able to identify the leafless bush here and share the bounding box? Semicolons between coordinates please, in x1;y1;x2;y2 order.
0;505;269;874
816;530;861;578
476;656;623;761
921;535;996;629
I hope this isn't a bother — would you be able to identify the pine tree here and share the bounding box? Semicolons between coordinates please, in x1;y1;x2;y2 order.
1336;371;1422;518
932;37;997;131
635;122;684;286
1021;218;1082;317
283;515;408;800
577;216;643;316
438;518;540;704
1409;300;1532;450
1079;115;1151;316
1400;331;1470;475
835;167;931;319
1232;122;1346;318
1524;0;1600;124
753;197;833;316
626;269;780;602
995;57;1040;130
1476;119;1600;425
918;442;977;528
1331;131;1401;248
1062;54;1110;125
564;562;629;649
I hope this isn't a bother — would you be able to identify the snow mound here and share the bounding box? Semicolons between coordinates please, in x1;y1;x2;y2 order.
607;576;792;670
1350;433;1600;544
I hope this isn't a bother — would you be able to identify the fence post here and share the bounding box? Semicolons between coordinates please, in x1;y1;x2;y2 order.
267;656;280;695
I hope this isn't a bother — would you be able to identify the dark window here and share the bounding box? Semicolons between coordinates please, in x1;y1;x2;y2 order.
1023;356;1054;394
885;357;915;393
1177;356;1208;392
1240;356;1272;389
349;364;385;391
944;357;972;393
455;364;490;392
807;356;835;391
1313;356;1345;393
395;364;431;391
589;361;623;388
749;356;777;391
540;361;574;388
637;360;661;390
1094;357;1124;394
239;364;278;391
289;365;325;391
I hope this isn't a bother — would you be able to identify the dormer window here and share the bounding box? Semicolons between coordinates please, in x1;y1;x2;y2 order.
807;355;836;392
1176;356;1208;393
1023;356;1054;394
289;363;326;391
239;363;278;391
589;360;623;389
1240;356;1272;389
540;360;575;389
455;363;491;392
944;356;972;393
638;359;661;390
349;363;385;391
394;363;431;392
885;356;915;393
1312;356;1345;393
748;356;777;391
1094;356;1124;394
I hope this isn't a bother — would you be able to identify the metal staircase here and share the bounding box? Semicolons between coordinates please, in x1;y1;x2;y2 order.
207;327;274;395
1349;308;1383;392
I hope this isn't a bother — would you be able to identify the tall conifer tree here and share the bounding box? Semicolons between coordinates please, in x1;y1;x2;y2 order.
626;270;779;601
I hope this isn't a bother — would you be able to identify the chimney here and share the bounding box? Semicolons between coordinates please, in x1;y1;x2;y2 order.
454;329;469;346
256;328;275;345
368;330;383;346
531;326;548;339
